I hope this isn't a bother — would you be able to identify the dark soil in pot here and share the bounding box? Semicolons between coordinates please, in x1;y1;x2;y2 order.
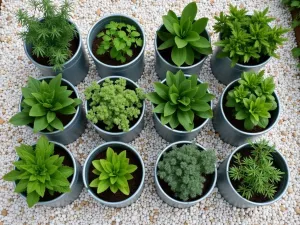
88;147;143;202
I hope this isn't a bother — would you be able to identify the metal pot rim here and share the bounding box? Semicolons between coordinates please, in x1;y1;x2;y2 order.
82;141;145;205
87;14;146;68
85;76;146;135
220;78;280;135
224;143;290;206
154;141;217;205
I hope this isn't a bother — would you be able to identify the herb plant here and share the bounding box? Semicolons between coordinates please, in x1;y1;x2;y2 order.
90;147;137;195
158;144;216;201
213;5;289;67
157;2;212;67
96;21;143;63
229;140;284;200
9;74;82;133
17;0;77;71
85;78;145;132
3;136;74;207
225;70;277;130
147;70;215;131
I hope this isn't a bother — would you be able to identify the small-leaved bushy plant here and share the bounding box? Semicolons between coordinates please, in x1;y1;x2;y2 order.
158;144;216;201
3;136;74;207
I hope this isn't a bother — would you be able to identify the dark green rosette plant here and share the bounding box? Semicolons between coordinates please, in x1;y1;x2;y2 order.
147;70;215;131
225;70;277;130
229;139;284;200
157;2;212;67
17;0;76;71
213;5;289;67
90;147;137;195
9;74;82;133
3;136;74;207
158;144;216;201
84;78;145;132
96;21;143;63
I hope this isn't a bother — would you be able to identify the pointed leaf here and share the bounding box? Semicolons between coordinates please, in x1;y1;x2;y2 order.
9;111;33;126
192;18;208;34
171;46;186;67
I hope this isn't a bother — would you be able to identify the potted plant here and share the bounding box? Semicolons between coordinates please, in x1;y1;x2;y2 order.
3;136;83;207
155;2;212;80
87;15;145;81
212;70;280;146
217;139;289;208
82;142;145;207
19;0;89;85
147;70;215;142
9;74;86;145
154;141;217;208
211;5;289;85
84;76;145;142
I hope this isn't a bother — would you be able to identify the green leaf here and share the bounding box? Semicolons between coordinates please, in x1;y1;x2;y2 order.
177;110;193;131
27;191;40;207
27;180;40;194
49;74;62;91
175;36;188;48
92;160;104;172
171;46;186;67
3;170;22;181
158;38;175;50
153;82;169;100
46;111;56;123
195;83;209;98
59;166;74;178
28;77;41;92
90;178;100;188
173;23;181;37
58;105;76;115
153;103;166;113
160;114;171;125
33;116;48;133
166;71;176;86
180;2;197;24
169;93;179;104
192;18;208;34
118;183;130;195
195;109;213;119
184;31;200;41
50;117;64;131
126;164;138;173
97;180;110;193
106;147;114;162
169;113;180;129
9;111;33;126
190;37;211;48
236;111;248;120
164;102;177;117
157;31;174;41
29;104;47;117
15;180;28;193
191;100;211;112
147;92;165;104
24;98;38;106
162;15;175;35
99;172;109;180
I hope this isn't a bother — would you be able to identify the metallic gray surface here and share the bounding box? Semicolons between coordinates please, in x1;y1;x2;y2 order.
87;14;145;81
24;20;89;85
85;76;145;143
154;141;217;208
217;143;289;208
210;46;271;85
19;77;86;145
82;142;145;207
154;26;210;80
212;79;280;146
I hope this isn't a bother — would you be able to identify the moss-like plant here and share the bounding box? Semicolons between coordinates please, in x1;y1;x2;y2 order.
85;78;145;132
157;2;212;67
158;144;216;201
17;0;76;71
90;147;137;195
147;70;215;131
3;136;74;207
229;140;284;200
9;74;82;133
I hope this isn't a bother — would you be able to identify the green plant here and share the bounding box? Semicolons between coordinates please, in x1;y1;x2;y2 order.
3;136;74;207
17;0;76;71
89;147;137;195
158;144;216;201
157;2;212;67
147;70;215;131
225;70;277;130
213;5;289;67
85;78;145;132
9;74;82;133
229;140;284;200
96;21;143;63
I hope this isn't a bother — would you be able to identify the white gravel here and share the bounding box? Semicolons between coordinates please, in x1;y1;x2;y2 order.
0;0;299;224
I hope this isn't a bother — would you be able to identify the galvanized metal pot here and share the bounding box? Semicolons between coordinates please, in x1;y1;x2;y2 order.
155;25;210;80
217;143;289;208
212;79;280;146
19;77;86;145
85;76;145;143
154;141;217;208
16;141;84;207
82;142;145;207
153;75;211;143
87;14;145;81
210;46;271;85
24;20;89;86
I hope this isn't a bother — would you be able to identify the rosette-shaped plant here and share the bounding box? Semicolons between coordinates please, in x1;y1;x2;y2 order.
147;70;215;131
9;74;82;133
3;136;74;207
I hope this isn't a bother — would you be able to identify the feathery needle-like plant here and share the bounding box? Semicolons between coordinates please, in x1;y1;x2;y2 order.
158;144;216;201
17;0;76;71
157;2;212;66
229;140;284;200
147;70;215;131
9;74;82;133
3;136;74;207
90;147;138;195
